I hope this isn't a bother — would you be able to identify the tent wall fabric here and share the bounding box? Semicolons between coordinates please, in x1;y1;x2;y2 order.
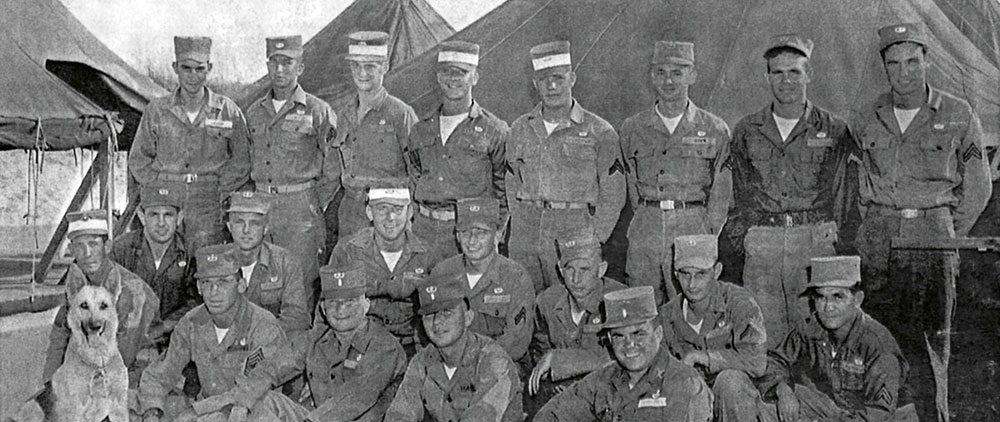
933;0;1000;67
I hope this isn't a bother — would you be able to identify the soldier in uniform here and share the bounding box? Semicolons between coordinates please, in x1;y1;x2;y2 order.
659;235;768;422
329;31;418;240
328;187;446;351
432;197;534;362
250;263;407;422
534;286;712;421
407;41;510;256
129;36;251;253
506;40;626;293
225;191;310;335
244;35;339;292
137;244;287;422
621;40;732;306
726;34;855;349
759;256;916;422
385;272;524;422
852;23;991;342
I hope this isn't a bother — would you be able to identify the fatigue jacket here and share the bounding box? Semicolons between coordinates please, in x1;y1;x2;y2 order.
111;230;195;322
408;101;509;215
659;281;767;379
332;87;418;191
621;101;732;229
242;242;310;334
507;100;626;240
245;85;340;205
130;87;251;192
385;333;523;422
138;297;286;412
432;253;535;361
764;312;908;422
534;348;713;422
44;261;160;381
851;86;991;236
532;277;625;381
329;228;446;338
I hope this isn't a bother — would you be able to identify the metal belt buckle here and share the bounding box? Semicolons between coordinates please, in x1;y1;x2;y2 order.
784;214;794;227
659;200;675;210
265;186;279;194
183;174;197;183
901;209;919;219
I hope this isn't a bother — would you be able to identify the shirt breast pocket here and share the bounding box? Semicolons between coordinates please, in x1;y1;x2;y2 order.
280;120;315;136
747;139;773;162
259;281;283;305
562;137;597;161
918;129;955;179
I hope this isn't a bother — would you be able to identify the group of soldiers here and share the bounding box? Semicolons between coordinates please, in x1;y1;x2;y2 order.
38;17;989;422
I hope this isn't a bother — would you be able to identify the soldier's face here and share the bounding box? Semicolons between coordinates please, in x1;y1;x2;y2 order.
367;202;412;241
436;65;478;102
766;53;810;105
198;274;244;315
227;212;267;251
172;59;211;95
560;255;607;301
609;320;663;372
323;296;370;333
674;263;722;304
650;63;695;104
423;302;474;348
68;234;110;277
349;60;388;93
813;286;863;332
267;54;304;91
140;205;181;244
532;66;575;109
457;225;499;261
883;42;928;97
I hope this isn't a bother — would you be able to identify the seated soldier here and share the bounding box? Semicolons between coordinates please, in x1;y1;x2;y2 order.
535;286;712;421
432;197;534;362
136;244;287;421
660;235;767;421
760;256;917;422
252;263;407;422
385;272;524;422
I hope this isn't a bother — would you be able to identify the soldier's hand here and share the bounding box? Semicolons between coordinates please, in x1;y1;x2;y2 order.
528;352;554;395
227;405;249;422
776;383;800;422
681;351;709;367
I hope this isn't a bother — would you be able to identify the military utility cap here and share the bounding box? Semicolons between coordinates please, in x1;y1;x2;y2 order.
603;286;658;329
140;184;181;210
456;197;500;231
557;229;601;266
438;41;480;70
346;31;390;62
320;263;367;300
417;272;467;316
674;234;718;270
174;36;212;63
652;41;695;66
194;243;240;279
368;187;411;205
530;41;572;71
878;22;928;52
67;209;109;239
266;35;303;59
765;33;814;59
807;256;862;291
227;191;272;215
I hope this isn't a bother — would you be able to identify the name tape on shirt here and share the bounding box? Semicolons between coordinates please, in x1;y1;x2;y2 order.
807;138;834;148
637;397;667;408
205;119;233;129
681;136;715;146
484;294;511;304
285;114;314;125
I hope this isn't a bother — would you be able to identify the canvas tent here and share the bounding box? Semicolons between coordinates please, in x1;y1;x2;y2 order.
239;0;454;109
934;0;1000;67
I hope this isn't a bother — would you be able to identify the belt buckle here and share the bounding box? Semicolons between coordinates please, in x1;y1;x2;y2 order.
784;214;794;227
183;174;197;183
901;209;919;219
658;200;675;210
265;186;279;194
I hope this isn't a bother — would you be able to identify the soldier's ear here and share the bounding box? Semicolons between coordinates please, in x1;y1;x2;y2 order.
598;260;608;278
176;210;185;226
713;262;723;280
361;297;371;314
853;290;865;308
653;323;664;343
365;205;374;222
464;304;476;328
136;208;147;227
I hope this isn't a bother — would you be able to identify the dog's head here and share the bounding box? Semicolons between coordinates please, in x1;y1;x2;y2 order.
67;285;119;345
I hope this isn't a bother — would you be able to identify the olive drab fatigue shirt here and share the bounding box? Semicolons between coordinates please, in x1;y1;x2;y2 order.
407;101;510;215
138;297;286;411
385;333;524;422
432;253;535;361
764;311;908;421
333;87;418;191
532;278;626;381
130;87;251;193
534;348;713;422
851;86;991;236
621;101;733;229
659;281;768;378
242;242;310;334
507;100;626;240
111;230;196;322
245;85;339;204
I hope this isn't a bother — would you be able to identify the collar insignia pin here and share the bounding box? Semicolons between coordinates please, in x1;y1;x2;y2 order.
494;287;503;294
933;123;945;130
474;126;483;132
697;130;706;136
622;309;627;318
415;268;424;274
817;132;827;138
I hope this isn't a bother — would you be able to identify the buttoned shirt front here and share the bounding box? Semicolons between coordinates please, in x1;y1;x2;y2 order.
332;87;418;190
242;241;310;334
111;230;195;321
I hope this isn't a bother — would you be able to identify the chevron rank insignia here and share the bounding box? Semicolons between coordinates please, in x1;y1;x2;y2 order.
243;347;265;376
609;158;626;176
963;144;982;162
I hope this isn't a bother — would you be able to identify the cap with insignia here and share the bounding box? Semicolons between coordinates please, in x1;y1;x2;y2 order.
806;256;861;291
345;31;390;62
438;41;480;71
456;197;500;231
320;263;367;300
530;41;572;72
764;33;814;59
66;209;109;239
194;243;240;279
603;286;658;329
227;191;272;215
367;187;411;206
652;41;695;66
878;22;928;52
140;184;181;210
557;228;601;266
266;35;303;59
674;234;718;270
174;36;212;63
417;272;467;316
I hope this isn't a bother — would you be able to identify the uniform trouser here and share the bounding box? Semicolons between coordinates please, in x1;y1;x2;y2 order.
712;370;767;422
411;212;460;257
509;205;593;293
165;181;225;254
127;391;289;422
626;206;711;306
336;189;372;243
743;221;838;350
758;383;919;422
265;188;325;305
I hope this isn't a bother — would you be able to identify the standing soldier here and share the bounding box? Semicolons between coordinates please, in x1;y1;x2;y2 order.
852;23;990;340
407;41;510;256
130;36;251;253
727;34;854;348
330;31;418;240
244;35;338;291
507;40;626;292
621;41;732;305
